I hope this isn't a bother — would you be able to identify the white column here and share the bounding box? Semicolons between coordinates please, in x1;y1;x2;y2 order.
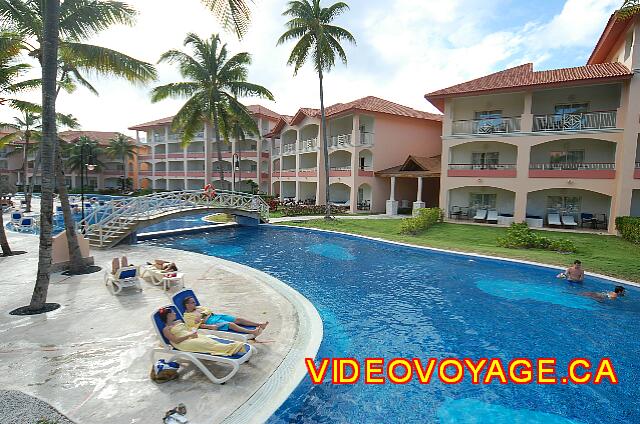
413;176;425;215
386;176;398;215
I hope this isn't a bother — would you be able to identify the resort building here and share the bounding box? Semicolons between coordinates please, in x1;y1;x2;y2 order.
425;13;640;233
267;96;442;213
129;105;281;193
1;130;141;191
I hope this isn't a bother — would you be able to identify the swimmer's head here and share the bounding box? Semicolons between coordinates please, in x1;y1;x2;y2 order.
614;286;625;295
574;260;582;268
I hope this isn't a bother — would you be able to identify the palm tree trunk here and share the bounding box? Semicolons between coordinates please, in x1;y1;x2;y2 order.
30;0;60;311
56;152;86;274
0;185;11;256
122;152;127;191
22;133;29;210
318;70;331;218
212;113;225;185
25;148;38;213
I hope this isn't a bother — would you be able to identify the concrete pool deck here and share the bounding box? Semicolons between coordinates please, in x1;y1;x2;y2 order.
0;228;321;423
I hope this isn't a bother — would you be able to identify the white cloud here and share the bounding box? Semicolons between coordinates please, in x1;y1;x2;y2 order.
0;0;623;134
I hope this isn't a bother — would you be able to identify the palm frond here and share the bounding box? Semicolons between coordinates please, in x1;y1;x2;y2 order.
617;0;640;20
201;0;252;40
59;0;137;40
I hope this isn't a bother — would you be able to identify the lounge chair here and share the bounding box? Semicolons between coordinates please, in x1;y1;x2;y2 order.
141;265;185;291
473;209;487;221
10;211;22;226
15;217;36;232
172;289;256;342
547;213;562;227
561;214;578;228
486;209;498;224
104;265;142;294
150;305;255;384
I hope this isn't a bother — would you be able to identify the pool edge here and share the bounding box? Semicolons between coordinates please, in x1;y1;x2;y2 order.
273;224;640;289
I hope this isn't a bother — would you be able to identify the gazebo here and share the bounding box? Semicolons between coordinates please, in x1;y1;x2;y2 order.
375;155;441;215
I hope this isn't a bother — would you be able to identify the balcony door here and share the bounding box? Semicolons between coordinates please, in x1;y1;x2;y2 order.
471;152;500;170
549;150;584;170
474;110;503;134
469;193;497;209
547;196;581;214
554;103;588;130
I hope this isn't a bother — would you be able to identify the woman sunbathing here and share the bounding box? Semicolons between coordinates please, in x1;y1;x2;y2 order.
159;307;247;356
182;296;268;337
152;259;178;272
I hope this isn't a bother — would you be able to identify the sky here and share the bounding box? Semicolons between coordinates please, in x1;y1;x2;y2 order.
1;0;624;137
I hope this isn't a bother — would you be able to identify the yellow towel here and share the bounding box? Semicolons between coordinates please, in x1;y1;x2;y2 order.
183;306;213;330
169;323;246;356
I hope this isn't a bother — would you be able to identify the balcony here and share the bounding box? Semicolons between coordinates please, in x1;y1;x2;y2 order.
237;150;258;158
533;111;616;132
139;154;153;161
103;169;125;176
273;170;280;178
529;162;616;179
635;162;640;179
281;168;296;177
166;171;186;177
273;147;281;157
167;153;184;159
186;152;205;159
448;164;517;178
358;132;374;147
139;170;152;176
299;138;318;152
282;144;297;156
299;167;317;177
152;135;166;143
358;166;374;177
452;117;521;135
329;166;352;177
329;134;352;149
237;171;257;179
186;171;205;178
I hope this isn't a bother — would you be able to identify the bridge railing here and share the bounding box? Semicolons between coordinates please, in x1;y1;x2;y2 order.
80;190;270;246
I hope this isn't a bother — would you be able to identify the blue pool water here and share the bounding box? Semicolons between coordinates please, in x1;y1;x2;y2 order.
137;212;217;234
144;226;640;423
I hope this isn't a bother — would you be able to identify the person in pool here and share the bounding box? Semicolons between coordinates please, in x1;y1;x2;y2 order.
558;260;584;282
181;296;268;337
582;285;626;300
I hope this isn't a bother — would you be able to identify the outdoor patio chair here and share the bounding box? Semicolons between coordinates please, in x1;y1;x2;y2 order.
10;211;22;226
150;305;255;384
580;213;594;228
141;265;185;291
486;209;498;224
561;214;578;228
547;213;562;227
104;265;142;295
473;209;487;222
15;217;36;232
172;289;256;342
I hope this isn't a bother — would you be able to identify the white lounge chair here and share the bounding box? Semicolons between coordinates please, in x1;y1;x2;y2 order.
486;209;498;223
561;214;578;228
15;217;36;232
473;209;487;221
141;265;185;291
104;265;143;294
547;213;562;227
150;305;255;384
172;289;256;342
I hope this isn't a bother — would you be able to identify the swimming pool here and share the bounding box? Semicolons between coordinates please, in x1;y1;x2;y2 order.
144;226;640;423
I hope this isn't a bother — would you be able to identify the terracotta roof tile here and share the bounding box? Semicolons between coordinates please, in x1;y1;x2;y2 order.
425;62;633;103
325;96;442;121
128;116;174;131
246;104;282;121
59;131;134;146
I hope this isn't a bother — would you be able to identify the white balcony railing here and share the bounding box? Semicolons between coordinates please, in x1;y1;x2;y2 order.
153;135;166;142
329;166;352;171
299;137;318;152
533;111;617;132
299;167;317;173
358;132;374;146
168;133;182;141
282;143;297;155
636;162;640;169
452;117;521;135
529;162;616;170
329;134;352;148
273;147;281;156
448;163;517;170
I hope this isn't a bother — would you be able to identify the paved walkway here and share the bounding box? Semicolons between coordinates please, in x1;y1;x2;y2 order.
0;224;319;423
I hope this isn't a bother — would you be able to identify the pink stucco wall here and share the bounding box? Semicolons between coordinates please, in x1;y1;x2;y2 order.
448;169;517;178
528;169;616;179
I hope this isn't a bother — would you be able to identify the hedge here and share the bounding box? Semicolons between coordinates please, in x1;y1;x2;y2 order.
282;204;349;217
399;208;443;235
497;222;577;253
615;216;640;244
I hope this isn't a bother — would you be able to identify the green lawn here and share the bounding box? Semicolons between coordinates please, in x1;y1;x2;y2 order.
278;219;640;282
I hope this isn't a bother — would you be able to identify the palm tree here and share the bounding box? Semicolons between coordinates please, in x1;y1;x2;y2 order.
152;33;273;188
2;0;157;281
618;0;640;19
277;0;355;218
65;136;104;173
201;0;251;39
0;176;15;256
0;31;41;111
29;0;59;313
105;133;136;191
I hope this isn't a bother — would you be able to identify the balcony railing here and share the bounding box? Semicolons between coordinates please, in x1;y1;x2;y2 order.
299;138;318;152
635;162;640;179
452;117;521;135
152;135;166;142
448;164;517;170
282;143;297;155
529;162;615;171
533;111;617;132
329;134;352;148
273;147;281;156
358;132;374;146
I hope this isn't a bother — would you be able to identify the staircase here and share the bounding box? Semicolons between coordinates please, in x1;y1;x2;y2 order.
80;190;269;249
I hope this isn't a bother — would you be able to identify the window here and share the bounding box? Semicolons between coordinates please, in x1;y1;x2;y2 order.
550;150;585;169
547;196;581;213
469;193;497;209
625;30;634;61
471;152;500;169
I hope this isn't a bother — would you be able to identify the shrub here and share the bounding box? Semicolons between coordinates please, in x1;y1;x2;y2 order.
400;208;443;235
497;222;577;253
282;204;348;217
615;216;640;244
